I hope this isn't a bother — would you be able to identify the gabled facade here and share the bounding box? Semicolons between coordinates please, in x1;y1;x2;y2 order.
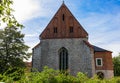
40;3;88;39
32;3;113;78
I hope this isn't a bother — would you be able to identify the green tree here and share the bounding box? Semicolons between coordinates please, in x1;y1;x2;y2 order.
0;0;23;28
0;26;30;74
113;53;120;76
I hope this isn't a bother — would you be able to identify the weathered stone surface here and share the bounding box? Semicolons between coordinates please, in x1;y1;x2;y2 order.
32;45;41;71
33;38;95;77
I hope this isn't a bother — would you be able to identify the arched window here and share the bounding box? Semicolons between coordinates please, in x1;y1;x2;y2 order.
59;47;68;71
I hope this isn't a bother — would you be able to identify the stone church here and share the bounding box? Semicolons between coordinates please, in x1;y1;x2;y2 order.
32;3;113;78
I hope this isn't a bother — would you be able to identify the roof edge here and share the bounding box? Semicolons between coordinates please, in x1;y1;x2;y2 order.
83;40;93;49
83;40;112;53
32;42;40;50
93;45;112;53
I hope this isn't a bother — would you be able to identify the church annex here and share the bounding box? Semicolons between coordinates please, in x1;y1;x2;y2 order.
32;3;113;78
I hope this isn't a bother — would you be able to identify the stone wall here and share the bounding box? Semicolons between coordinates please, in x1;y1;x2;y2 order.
37;38;95;77
32;44;41;71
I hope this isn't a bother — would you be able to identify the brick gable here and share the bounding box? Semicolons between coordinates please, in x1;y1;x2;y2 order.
40;3;88;39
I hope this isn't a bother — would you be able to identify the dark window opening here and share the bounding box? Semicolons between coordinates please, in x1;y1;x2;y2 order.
97;72;104;79
59;47;68;71
97;59;102;65
62;14;65;21
69;27;73;33
96;58;102;66
54;27;57;33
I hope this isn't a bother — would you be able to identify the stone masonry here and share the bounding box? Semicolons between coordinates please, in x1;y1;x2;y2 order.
33;38;95;77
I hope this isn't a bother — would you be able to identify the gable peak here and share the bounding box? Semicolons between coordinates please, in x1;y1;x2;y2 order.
62;0;64;4
40;2;88;39
61;0;67;7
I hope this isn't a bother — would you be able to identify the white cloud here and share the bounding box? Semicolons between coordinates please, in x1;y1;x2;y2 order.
25;33;39;37
12;0;41;23
102;42;120;57
80;12;120;56
12;0;62;23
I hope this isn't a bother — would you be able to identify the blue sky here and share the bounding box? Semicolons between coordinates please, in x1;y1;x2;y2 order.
1;0;120;58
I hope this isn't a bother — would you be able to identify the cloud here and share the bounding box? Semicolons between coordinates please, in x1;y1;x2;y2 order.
12;0;62;23
12;0;41;23
101;41;120;56
25;33;39;37
79;12;120;56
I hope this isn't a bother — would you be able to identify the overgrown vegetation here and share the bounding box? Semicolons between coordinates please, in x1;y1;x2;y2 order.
113;53;120;76
0;66;120;83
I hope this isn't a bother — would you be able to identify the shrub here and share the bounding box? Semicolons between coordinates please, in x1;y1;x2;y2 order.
4;67;24;81
1;66;120;83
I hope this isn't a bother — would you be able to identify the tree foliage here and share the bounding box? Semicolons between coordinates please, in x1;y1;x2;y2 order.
0;0;23;28
0;26;30;74
113;53;120;76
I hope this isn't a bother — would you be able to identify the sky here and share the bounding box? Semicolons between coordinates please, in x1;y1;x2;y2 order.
1;0;120;58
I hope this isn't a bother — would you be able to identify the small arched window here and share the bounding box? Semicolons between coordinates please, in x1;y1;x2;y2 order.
97;72;104;79
59;47;68;71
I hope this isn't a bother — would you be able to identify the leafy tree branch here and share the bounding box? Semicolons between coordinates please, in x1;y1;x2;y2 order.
0;0;23;28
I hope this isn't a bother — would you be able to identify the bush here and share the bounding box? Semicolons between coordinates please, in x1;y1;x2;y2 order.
3;67;24;81
1;66;120;83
